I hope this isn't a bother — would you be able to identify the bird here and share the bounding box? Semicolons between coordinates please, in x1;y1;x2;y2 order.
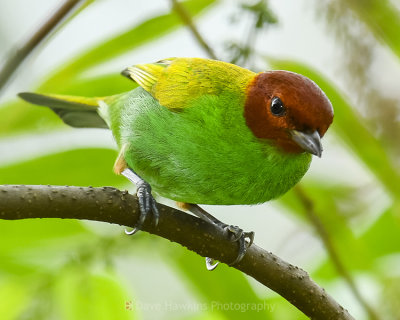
19;57;333;268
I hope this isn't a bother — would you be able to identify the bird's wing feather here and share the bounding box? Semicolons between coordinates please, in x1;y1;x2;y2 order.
18;92;108;128
122;57;255;109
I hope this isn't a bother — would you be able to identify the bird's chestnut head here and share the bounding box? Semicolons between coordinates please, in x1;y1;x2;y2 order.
244;71;334;156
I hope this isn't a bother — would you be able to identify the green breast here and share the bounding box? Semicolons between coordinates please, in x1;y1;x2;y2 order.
113;87;311;205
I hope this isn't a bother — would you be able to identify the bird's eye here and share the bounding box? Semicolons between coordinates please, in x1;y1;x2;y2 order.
270;97;286;117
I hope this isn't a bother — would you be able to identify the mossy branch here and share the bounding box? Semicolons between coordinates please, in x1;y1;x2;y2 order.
0;184;354;319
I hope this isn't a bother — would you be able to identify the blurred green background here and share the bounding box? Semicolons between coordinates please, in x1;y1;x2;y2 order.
0;0;399;319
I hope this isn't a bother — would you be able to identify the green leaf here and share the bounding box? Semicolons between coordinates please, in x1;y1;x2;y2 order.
0;148;122;186
241;0;278;28
267;58;400;197
346;0;400;60
283;184;400;280
265;295;308;320
39;0;217;91
0;99;61;136
165;243;273;319
380;276;400;319
55;270;134;320
180;314;225;320
359;205;400;259
0;219;88;254
283;183;372;279
0;279;30;320
59;73;136;96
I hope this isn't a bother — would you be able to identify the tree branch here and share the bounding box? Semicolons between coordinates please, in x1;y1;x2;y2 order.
170;0;218;60
0;184;354;319
0;0;83;93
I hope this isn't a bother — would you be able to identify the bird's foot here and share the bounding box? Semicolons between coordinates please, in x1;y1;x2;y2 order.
219;223;255;265
122;168;159;235
184;203;255;270
205;224;255;270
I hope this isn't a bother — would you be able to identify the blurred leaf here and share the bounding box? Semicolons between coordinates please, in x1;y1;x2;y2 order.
166;243;273;319
0;279;30;320
0;147;122;186
359;206;400;258
181;314;225;320
39;0;217;91
267;58;400;197
266;295;308;320
381;276;400;319
278;183;370;279
346;0;400;60
226;42;252;65
55;269;134;320
0;100;65;136
241;0;278;28
0;255;39;275
282;183;400;280
60;73;137;96
0;219;88;254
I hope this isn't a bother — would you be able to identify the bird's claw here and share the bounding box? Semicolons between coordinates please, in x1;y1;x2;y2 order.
125;181;159;235
222;224;254;265
224;225;243;242
205;225;255;271
223;225;254;244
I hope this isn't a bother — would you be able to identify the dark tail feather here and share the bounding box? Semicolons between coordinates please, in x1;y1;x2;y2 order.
18;92;108;128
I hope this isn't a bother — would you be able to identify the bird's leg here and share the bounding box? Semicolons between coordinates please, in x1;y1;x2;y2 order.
121;168;159;235
180;203;255;269
114;144;159;234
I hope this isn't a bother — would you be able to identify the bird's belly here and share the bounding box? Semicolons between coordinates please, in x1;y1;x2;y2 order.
125;140;310;205
123;126;311;205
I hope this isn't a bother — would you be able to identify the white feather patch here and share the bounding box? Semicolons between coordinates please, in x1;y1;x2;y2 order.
97;100;111;128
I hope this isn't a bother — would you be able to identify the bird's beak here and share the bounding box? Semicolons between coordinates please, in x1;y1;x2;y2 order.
290;130;322;157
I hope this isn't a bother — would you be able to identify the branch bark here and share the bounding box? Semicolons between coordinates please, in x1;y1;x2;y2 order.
0;184;354;319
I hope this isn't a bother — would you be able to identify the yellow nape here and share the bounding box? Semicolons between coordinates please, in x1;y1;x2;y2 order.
123;57;256;109
123;61;170;93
